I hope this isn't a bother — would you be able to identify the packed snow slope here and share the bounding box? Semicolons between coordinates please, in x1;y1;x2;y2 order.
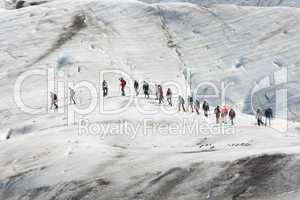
141;0;300;7
0;0;300;199
2;0;300;9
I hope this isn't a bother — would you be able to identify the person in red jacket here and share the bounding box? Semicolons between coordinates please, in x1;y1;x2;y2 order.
221;105;229;124
119;78;126;96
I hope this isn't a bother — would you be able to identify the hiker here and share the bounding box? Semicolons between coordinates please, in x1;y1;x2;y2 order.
221;105;229;123
102;80;108;97
202;100;210;117
119;78;126;96
69;87;76;104
229;108;236;125
142;81;150;98
166;88;172;106
134;80;139;96
178;95;186;112
16;1;25;9
194;99;200;115
188;96;194;113
155;84;159;100
256;109;264;126
264;107;273;126
158;85;164;104
214;106;221;124
50;92;58;110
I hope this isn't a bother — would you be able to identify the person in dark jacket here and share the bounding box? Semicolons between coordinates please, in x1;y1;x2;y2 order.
228;108;236;125
188;96;194;113
155;84;159;100
214;106;221;124
202;100;210;117
178;95;186;112
264;107;273;126
134;80;139;96
142;81;150;98
102;80;108;97
166;88;172;106
194;99;200;115
158;85;164;104
50;92;58;110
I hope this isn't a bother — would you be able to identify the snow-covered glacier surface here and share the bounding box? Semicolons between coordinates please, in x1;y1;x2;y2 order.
1;0;299;120
0;0;300;199
3;0;300;9
142;0;300;7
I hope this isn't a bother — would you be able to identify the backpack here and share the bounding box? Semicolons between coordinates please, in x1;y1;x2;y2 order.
143;83;149;90
102;81;107;88
134;81;139;88
229;109;236;118
158;87;163;95
214;107;220;114
203;102;209;111
167;89;171;95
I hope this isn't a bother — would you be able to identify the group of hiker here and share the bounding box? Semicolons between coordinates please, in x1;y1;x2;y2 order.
103;79;238;125
213;105;236;126
49;78;274;127
134;80;170;106
177;95;236;124
50;87;76;110
256;107;273;126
